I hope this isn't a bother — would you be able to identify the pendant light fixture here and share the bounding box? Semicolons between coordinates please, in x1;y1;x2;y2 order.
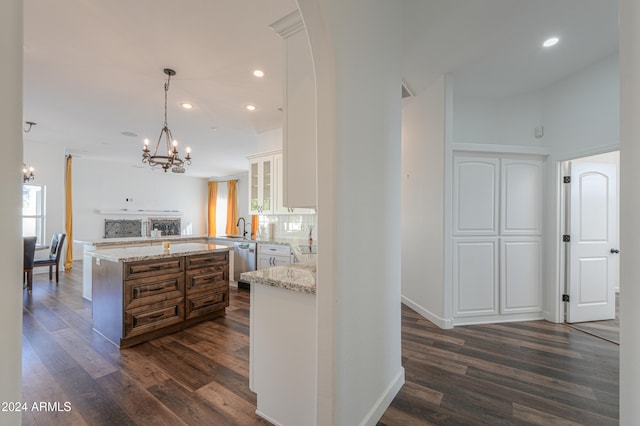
22;163;35;183
142;68;192;173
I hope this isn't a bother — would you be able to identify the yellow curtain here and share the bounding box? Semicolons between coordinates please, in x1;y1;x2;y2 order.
251;215;259;240
64;155;73;271
207;181;218;237
225;180;238;235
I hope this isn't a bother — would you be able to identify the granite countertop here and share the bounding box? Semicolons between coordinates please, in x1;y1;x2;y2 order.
240;263;316;295
75;235;209;247
87;243;229;263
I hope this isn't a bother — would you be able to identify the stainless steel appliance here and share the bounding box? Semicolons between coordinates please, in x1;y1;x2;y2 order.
233;241;256;289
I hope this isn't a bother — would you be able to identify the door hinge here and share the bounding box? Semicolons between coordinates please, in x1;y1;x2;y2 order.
563;176;571;183
562;294;570;302
562;235;570;242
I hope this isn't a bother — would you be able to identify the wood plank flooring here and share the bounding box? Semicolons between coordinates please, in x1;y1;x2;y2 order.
21;263;618;425
567;293;620;344
378;307;619;425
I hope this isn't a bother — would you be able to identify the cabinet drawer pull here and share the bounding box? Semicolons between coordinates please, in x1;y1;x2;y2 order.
148;313;164;319
148;286;165;292
133;285;167;298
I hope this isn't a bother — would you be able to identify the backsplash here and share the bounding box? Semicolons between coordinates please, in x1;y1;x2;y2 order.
257;214;316;242
104;219;142;238
104;217;181;238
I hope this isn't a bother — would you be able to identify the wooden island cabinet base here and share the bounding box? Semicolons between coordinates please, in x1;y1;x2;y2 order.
92;249;229;348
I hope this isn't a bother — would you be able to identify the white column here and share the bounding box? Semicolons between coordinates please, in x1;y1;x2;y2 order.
298;1;404;424
619;0;640;423
0;0;24;424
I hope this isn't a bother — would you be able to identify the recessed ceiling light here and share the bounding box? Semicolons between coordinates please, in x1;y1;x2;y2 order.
543;37;559;48
253;69;265;78
246;105;256;111
181;103;193;109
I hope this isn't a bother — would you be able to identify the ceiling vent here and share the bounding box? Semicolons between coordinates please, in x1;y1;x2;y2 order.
402;79;414;99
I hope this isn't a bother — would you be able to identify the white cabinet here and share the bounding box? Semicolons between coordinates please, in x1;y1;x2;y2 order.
271;10;317;209
248;152;276;215
249;151;315;215
453;157;499;236
500;237;542;314
453;238;499;317
257;243;291;269
500;159;543;235
452;155;544;324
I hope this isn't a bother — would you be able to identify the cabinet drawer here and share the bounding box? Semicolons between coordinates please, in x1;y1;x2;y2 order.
185;286;229;319
124;257;184;279
186;267;228;293
124;273;184;309
258;243;291;256
124;299;184;338
186;252;229;270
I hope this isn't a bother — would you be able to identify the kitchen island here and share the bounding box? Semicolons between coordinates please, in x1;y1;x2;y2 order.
88;243;230;348
241;264;316;425
76;235;209;301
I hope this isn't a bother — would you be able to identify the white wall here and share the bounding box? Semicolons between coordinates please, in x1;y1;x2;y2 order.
71;158;209;258
1;0;23;421
542;54;619;159
454;91;543;146
299;0;404;424
619;1;640;420
256;128;283;153
401;76;447;326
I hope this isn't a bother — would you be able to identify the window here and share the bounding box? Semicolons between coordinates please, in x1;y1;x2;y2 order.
23;184;45;245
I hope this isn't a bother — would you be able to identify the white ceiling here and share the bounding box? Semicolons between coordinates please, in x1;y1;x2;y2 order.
23;0;619;178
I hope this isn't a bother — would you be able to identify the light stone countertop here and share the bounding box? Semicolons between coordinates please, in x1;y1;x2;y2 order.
87;243;229;263
75;235;209;247
240;263;316;295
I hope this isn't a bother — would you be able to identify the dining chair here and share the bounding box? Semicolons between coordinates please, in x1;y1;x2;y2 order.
34;233;66;283
23;236;37;292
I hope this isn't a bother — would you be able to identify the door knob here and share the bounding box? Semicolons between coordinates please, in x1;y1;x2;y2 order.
610;248;620;254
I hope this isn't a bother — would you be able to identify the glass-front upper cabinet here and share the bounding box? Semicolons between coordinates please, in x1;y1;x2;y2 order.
248;153;275;215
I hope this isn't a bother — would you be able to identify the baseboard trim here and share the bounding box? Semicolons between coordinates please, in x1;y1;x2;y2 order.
401;295;453;329
256;409;283;426
359;367;405;426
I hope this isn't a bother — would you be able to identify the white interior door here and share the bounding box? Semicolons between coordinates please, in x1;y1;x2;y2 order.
567;162;617;323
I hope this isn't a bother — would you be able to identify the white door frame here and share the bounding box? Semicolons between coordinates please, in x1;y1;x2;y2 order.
556;147;620;323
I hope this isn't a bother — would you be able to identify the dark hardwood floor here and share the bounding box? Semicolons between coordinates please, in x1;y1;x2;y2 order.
21;263;618;425
379;308;619;425
567;293;620;345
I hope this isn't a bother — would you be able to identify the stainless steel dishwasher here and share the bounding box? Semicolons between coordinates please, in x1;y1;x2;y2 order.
233;241;256;289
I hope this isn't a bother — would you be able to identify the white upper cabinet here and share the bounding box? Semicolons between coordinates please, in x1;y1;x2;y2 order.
248;153;275;215
453;157;499;236
249;151;315;215
271;11;317;209
500;159;543;235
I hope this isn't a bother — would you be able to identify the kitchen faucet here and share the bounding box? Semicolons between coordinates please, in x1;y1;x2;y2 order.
236;217;248;238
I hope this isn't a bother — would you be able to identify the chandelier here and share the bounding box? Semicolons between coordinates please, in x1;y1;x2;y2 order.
142;68;192;173
22;163;35;183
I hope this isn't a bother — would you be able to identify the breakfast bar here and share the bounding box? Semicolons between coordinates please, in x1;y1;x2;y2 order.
241;264;317;425
88;243;230;348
